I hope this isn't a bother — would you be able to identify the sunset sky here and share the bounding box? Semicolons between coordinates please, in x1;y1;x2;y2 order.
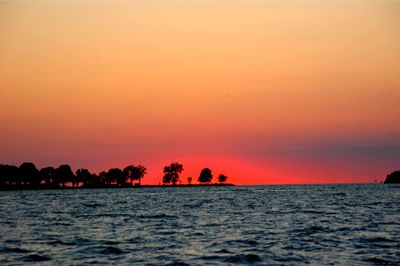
1;1;399;184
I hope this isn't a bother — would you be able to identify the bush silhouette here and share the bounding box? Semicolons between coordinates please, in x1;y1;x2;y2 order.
218;174;228;183
384;170;400;184
198;168;213;184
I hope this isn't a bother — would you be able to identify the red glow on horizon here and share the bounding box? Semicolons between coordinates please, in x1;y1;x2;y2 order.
99;155;378;186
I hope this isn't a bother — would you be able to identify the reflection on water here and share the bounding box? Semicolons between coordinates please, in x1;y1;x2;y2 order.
1;184;399;265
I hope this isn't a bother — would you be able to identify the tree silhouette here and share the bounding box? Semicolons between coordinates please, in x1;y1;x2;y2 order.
55;165;74;187
76;168;92;187
8;165;19;186
187;177;192;184
107;168;125;186
40;167;55;186
163;162;184;185
0;164;18;186
162;173;172;185
99;171;109;185
218;174;228;183
198;168;213;184
124;165;147;185
0;165;6;186
384;170;400;184
19;162;40;187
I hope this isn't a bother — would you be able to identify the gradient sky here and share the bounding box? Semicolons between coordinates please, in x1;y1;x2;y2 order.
1;1;399;184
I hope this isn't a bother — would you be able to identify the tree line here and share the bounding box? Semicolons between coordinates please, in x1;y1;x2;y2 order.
0;161;228;189
161;162;227;185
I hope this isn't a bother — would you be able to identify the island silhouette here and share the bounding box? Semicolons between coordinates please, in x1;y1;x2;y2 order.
0;162;233;190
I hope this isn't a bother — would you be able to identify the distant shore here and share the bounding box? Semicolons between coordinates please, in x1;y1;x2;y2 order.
0;183;235;191
1;162;232;191
141;183;235;188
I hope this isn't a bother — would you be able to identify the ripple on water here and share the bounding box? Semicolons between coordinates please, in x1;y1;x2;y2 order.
290;225;333;237
215;248;233;254
100;246;125;255
138;214;178;220
225;239;259;246
224;254;262;263
1;247;30;254
82;202;103;208
21;254;51;262
46;239;70;246
164;262;190;266
79;245;126;256
357;236;398;248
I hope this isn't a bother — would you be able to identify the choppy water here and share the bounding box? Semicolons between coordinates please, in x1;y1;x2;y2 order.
0;184;399;265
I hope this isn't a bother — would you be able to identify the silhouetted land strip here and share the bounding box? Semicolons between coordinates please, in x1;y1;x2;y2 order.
0;183;235;191
141;183;235;188
0;161;233;190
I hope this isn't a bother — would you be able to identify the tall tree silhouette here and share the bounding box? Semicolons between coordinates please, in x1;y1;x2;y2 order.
55;165;74;187
218;174;228;183
99;171;109;185
108;168;125;186
0;164;18;186
40;167;55;186
124;165;147;185
198;168;213;184
163;162;184;185
162;173;172;185
7;165;19;186
76;168;92;187
19;162;40;187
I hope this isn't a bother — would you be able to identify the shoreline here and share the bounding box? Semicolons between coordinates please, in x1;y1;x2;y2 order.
1;183;391;191
0;183;235;191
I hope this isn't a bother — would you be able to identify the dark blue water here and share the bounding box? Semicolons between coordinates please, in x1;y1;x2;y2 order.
1;184;399;265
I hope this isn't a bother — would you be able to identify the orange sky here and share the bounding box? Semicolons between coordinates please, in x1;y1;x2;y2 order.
0;1;399;184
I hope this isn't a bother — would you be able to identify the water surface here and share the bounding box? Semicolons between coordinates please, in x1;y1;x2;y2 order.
1;184;399;265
